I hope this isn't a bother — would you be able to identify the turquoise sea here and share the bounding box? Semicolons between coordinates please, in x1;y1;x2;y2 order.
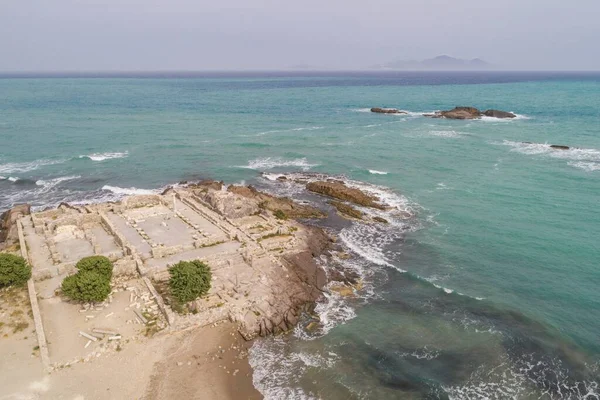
1;72;599;398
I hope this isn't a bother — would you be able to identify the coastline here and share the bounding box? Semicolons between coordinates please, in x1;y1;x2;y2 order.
144;322;261;400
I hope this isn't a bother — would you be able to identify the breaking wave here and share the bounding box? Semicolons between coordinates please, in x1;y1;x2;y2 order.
78;151;129;161
0;158;66;174
100;185;158;196
239;158;319;171
498;140;600;171
368;169;388;175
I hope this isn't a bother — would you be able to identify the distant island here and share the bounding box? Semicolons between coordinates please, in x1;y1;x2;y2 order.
372;55;492;70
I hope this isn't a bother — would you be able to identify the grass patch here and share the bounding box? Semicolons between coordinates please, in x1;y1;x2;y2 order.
274;210;288;220
11;321;29;333
198;240;225;248
257;233;292;243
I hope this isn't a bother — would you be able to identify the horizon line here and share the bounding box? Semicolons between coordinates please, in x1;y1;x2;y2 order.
1;69;600;78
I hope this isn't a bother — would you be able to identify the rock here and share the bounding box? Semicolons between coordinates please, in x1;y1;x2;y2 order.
440;106;481;120
329;201;363;220
550;144;570;150
223;185;325;219
373;216;389;224
424;106;516;120
483;109;516;118
0;204;31;251
307;181;385;209
189;180;224;191
370;107;407;114
306;321;318;331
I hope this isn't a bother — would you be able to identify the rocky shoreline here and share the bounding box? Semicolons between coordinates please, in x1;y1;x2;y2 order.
0;175;409;399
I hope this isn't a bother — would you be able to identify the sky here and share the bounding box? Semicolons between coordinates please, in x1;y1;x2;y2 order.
1;0;599;71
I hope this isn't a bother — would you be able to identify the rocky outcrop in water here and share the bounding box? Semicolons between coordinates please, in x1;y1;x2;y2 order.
227;185;326;219
483;109;517;118
329;201;363;220
550;145;570;150
307;181;385;209
425;106;516;119
371;108;408;114
0;204;30;252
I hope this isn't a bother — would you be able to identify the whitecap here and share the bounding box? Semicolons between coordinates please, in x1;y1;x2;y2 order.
0;158;66;174
101;185;158;195
429;130;465;138
79;151;129;161
245;126;324;137
568;161;600;172
498;140;600;169
239;157;318;171
480;113;530;122
368;169;388;175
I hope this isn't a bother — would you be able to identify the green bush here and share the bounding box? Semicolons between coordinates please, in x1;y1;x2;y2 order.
274;209;287;220
61;270;111;303
169;260;212;304
75;256;113;280
0;253;31;288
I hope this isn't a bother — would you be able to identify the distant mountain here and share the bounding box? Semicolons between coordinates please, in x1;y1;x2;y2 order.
373;55;492;70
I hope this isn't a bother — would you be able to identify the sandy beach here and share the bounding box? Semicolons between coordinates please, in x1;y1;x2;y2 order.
0;319;261;399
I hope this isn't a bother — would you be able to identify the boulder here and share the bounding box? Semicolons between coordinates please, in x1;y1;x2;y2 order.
329;201;363;220
306;181;385;209
440;106;481;120
0;204;31;251
483;109;516;118
370;107;407;114
424;106;516;120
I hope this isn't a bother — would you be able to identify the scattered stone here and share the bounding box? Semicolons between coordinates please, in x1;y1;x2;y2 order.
79;331;98;342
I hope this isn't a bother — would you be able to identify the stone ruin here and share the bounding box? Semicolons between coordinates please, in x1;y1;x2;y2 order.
14;182;331;369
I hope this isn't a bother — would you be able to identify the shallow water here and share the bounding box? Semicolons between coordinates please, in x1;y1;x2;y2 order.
1;72;599;398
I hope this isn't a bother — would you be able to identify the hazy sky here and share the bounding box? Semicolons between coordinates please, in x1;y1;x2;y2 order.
1;0;599;71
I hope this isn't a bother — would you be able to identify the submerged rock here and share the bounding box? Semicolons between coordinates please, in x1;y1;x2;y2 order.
550;144;570;150
307;181;385;209
329;201;363;220
371;107;407;114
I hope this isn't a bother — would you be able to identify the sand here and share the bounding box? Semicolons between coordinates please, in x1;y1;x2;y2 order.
0;321;262;400
144;322;262;400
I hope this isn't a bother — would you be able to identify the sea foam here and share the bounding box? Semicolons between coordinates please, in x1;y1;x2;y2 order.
0;158;66;174
240;157;318;171
101;185;158;195
79;151;129;161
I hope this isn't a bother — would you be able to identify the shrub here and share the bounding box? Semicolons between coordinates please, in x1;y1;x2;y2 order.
61;270;111;303
169;260;212;304
0;254;31;288
75;256;113;280
274;209;287;220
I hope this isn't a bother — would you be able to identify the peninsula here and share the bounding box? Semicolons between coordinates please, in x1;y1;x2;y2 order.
0;176;394;399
